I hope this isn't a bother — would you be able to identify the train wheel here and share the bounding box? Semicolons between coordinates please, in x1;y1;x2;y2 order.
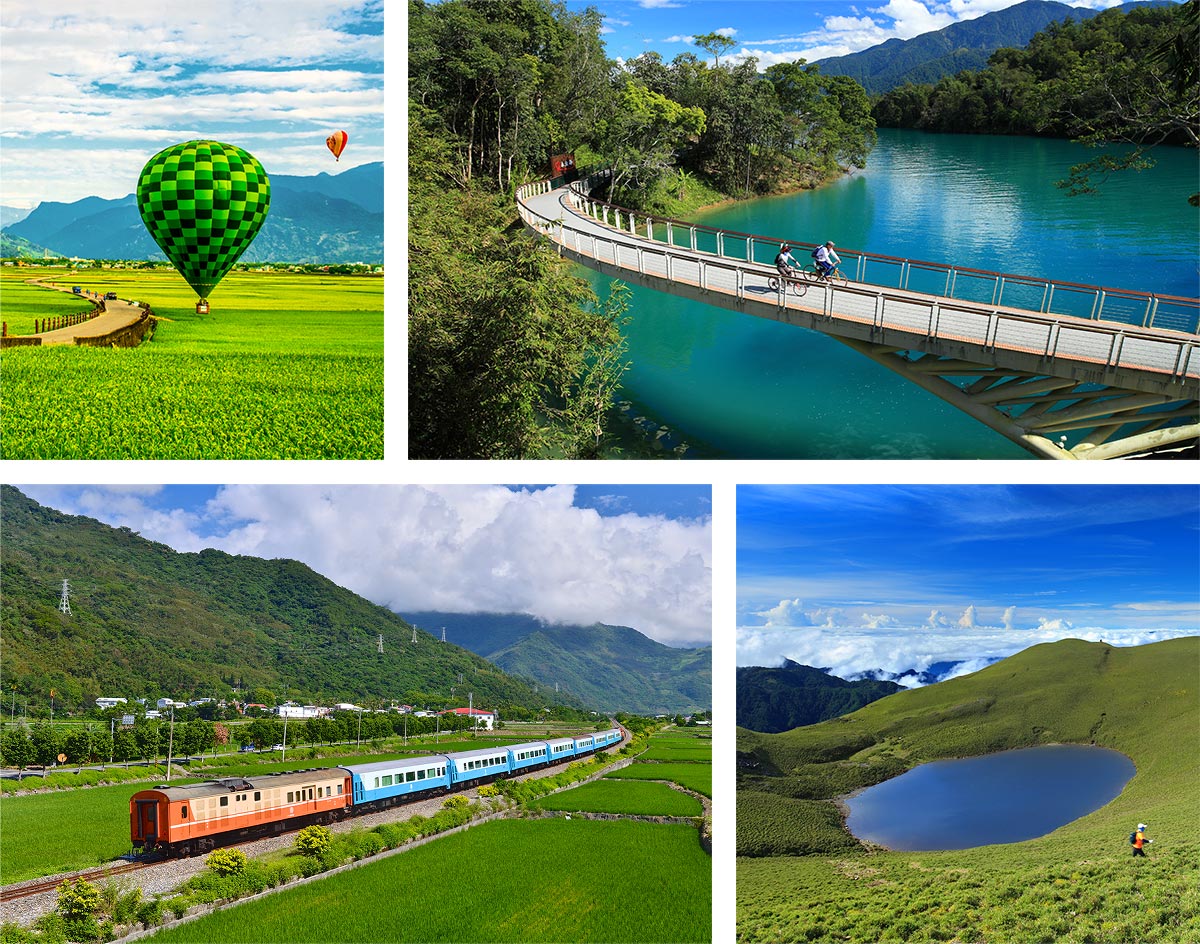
177;844;192;858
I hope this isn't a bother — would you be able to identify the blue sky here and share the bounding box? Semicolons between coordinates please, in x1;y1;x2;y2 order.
574;0;1145;67
738;484;1199;678
17;485;712;647
0;1;383;208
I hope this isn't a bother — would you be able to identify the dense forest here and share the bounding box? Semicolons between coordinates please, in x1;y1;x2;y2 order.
873;1;1198;193
0;487;585;716
407;0;876;458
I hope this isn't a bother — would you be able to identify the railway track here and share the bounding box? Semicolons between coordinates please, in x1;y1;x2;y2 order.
0;860;152;904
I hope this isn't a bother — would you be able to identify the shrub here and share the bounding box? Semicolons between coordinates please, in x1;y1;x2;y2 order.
442;794;470;811
136;898;164;927
206;847;247;876
56;878;104;939
294;824;332;858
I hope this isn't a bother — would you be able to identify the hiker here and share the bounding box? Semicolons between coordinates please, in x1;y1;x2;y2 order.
1132;823;1153;857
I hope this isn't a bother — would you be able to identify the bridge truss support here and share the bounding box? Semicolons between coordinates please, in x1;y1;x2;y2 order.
838;338;1200;460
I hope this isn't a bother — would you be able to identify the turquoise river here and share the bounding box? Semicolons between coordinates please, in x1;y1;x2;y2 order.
587;129;1199;459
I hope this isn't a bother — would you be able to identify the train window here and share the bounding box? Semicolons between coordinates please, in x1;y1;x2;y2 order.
374;778;380;789
382;775;393;786
307;788;313;800
326;786;331;796
338;784;343;795
287;792;294;803
417;769;426;780
220;796;228;807
406;771;415;782
181;806;188;820
254;792;261;801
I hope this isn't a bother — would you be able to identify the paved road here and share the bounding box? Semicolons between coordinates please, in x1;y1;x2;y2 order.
26;281;147;346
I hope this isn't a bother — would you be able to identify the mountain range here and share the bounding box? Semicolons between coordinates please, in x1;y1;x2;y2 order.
815;0;1178;94
401;611;712;715
737;660;902;733
1;163;382;264
0;487;577;714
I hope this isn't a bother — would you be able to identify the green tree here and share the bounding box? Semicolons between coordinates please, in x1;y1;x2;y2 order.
693;31;736;68
1;727;33;777
409;104;630;459
598;81;706;203
29;720;59;767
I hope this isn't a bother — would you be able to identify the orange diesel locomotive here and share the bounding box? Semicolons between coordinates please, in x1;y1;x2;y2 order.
131;768;349;858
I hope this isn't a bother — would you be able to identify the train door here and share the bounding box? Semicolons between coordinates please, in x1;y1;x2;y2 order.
135;799;159;846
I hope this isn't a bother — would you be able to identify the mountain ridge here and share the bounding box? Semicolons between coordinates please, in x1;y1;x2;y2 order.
3;163;383;264
401;610;712;714
0;487;579;714
814;0;1176;94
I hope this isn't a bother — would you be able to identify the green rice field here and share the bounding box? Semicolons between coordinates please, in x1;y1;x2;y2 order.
637;741;714;762
606;762;712;798
146;818;711;943
0;781;158;881
0;267;382;459
1;279;97;333
531;778;703;816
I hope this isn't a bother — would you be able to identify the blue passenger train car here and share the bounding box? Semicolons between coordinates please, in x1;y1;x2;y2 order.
345;756;450;807
572;734;596;755
507;740;551;772
446;746;512;786
546;737;577;763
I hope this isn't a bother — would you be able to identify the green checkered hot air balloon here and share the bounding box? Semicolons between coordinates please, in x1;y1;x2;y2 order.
136;141;270;307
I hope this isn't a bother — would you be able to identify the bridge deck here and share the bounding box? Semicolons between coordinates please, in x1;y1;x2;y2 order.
520;183;1199;397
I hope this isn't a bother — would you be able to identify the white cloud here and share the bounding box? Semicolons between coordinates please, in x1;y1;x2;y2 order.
23;485;711;648
958;604;977;629
755;598;809;626
1037;617;1075;633
0;0;382;206
737;624;1197;678
1002;606;1017;631
868;0;955;38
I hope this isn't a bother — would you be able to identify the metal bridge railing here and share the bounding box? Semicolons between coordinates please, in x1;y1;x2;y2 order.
514;177;1200;384
525;172;1200;337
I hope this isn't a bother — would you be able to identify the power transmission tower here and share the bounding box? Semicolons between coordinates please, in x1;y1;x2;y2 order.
58;579;72;615
440;627;446;643
411;626;419;644
377;633;384;654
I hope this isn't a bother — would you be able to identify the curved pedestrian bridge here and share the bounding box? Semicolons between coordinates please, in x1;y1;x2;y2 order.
517;171;1199;460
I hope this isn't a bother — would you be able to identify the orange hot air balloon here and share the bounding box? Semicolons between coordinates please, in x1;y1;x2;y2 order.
326;130;348;161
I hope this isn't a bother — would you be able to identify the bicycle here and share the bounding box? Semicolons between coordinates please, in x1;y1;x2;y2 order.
768;269;809;296
802;263;848;286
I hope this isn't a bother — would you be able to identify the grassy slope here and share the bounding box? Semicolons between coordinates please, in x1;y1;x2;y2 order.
737;637;1200;942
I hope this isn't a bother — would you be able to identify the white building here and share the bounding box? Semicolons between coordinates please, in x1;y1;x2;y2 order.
157;698;187;710
440;707;496;730
274;704;323;719
96;697;127;710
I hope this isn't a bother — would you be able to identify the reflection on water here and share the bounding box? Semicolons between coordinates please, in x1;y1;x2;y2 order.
845;744;1136;851
590;130;1199;458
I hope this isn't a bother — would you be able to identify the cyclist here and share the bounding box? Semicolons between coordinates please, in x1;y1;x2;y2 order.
813;241;841;280
775;243;800;281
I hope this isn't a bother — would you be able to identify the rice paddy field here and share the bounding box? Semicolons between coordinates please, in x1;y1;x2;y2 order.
145;818;712;943
606;760;712;797
0;267;383;459
0;780;160;881
531;778;703;816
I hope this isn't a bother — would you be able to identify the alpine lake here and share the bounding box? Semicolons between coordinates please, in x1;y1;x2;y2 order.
844;743;1137;851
